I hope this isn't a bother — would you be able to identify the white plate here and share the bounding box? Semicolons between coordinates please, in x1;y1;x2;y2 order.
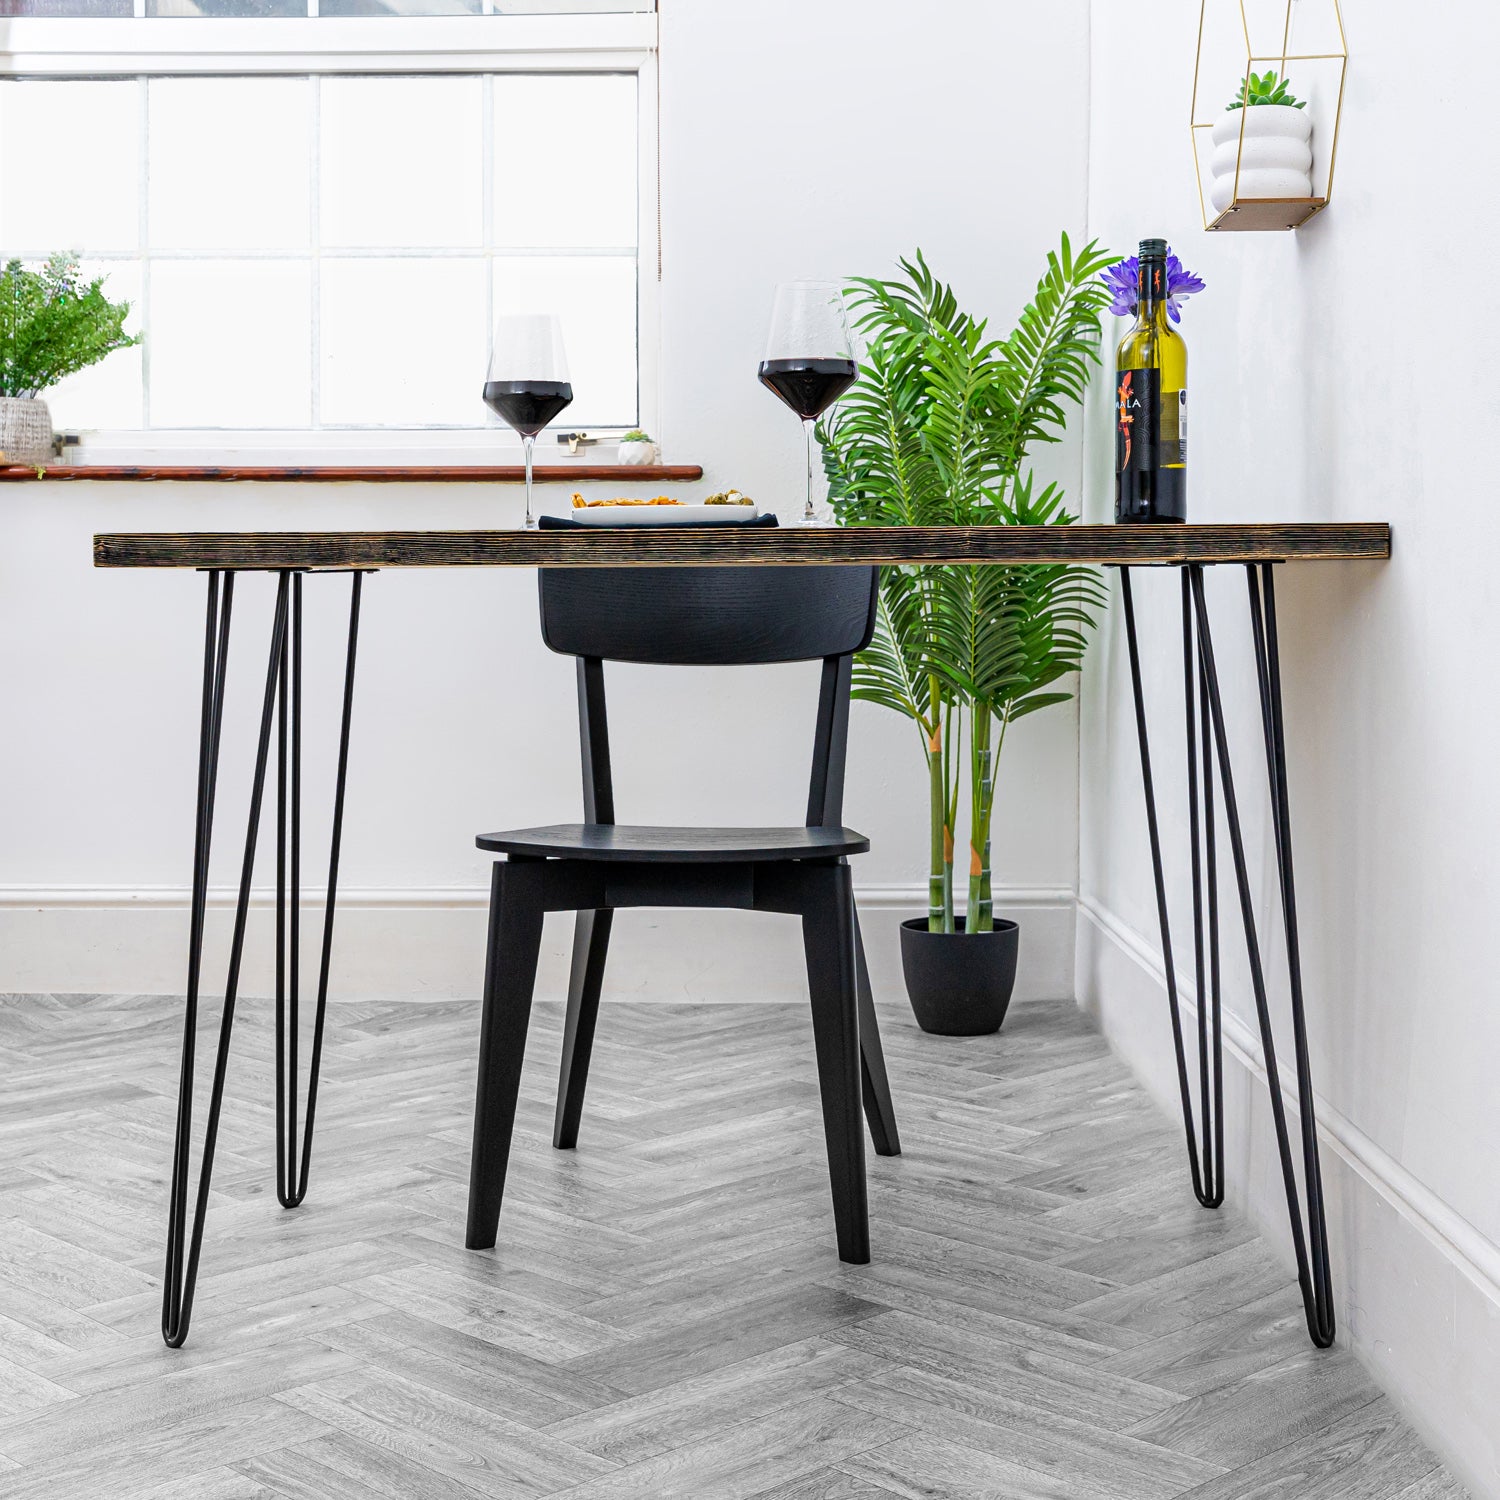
566;504;760;525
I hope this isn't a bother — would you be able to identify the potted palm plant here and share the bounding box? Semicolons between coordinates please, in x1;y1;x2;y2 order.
0;254;137;466
821;235;1112;1035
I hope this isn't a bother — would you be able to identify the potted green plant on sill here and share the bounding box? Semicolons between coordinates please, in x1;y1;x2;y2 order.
0;254;138;467
820;234;1112;1035
617;429;658;465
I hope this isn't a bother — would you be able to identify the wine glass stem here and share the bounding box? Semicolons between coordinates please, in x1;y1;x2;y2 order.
523;434;537;530
803;419;816;524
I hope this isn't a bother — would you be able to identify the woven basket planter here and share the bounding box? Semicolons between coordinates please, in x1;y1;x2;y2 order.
0;398;54;466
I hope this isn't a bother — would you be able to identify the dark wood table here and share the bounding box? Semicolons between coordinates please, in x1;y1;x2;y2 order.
95;520;1387;569
95;522;1391;1348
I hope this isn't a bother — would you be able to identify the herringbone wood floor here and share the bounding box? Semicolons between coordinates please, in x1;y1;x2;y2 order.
0;988;1467;1499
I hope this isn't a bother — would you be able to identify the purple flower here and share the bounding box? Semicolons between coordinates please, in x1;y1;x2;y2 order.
1101;250;1205;324
1101;258;1139;319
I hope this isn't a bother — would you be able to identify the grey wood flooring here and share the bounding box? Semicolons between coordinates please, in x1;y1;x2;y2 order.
0;989;1468;1498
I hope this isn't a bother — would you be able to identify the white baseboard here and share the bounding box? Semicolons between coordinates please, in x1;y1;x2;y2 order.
0;882;1075;1005
1077;895;1500;1500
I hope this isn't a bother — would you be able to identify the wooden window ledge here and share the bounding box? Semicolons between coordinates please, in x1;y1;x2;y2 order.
1;463;704;484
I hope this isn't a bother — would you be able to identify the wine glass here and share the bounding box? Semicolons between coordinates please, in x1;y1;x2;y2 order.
483;313;573;530
758;282;858;525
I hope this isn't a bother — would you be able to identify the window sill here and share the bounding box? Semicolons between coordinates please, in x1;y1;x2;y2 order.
1;463;703;485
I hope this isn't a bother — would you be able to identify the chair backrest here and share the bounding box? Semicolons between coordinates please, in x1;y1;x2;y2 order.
538;565;877;665
536;564;879;828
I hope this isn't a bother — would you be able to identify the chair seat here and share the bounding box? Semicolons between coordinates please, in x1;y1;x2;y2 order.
475;822;869;863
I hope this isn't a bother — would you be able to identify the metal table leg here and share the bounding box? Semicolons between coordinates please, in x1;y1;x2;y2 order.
276;571;364;1209
161;568;364;1347
1229;563;1335;1346
1120;562;1335;1348
1121;566;1224;1210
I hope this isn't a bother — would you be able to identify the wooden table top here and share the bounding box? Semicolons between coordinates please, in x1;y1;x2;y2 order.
93;522;1391;571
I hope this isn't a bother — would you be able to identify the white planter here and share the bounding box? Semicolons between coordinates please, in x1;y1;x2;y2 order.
1208;104;1313;213
617;439;657;466
0;397;54;466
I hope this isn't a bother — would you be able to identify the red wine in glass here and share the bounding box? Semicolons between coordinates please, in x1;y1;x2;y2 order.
759;284;858;524
484;315;572;529
757;358;858;421
482;380;574;436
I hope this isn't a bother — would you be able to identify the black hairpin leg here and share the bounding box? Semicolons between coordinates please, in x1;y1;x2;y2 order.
162;568;365;1347
276;571;364;1208
1231;563;1335;1347
1120;566;1224;1209
163;570;288;1347
1123;562;1333;1346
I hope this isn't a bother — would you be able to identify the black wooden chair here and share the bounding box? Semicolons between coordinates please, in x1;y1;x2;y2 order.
465;558;901;1265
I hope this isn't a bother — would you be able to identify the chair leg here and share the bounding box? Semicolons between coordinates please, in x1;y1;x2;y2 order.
465;860;546;1251
801;863;870;1264
852;906;900;1157
553;908;613;1149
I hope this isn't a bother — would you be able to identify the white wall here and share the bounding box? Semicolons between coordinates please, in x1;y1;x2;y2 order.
1078;4;1500;1493
0;0;1091;1005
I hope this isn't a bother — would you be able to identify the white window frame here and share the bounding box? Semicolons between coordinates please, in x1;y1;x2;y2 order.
0;11;660;464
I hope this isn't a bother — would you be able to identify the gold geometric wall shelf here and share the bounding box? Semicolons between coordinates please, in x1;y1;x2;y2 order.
1191;0;1347;231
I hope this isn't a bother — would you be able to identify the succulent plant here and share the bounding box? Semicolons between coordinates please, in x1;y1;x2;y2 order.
1225;70;1306;111
621;429;654;443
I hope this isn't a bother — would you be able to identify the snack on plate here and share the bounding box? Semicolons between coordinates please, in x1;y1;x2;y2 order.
704;489;754;505
571;493;682;508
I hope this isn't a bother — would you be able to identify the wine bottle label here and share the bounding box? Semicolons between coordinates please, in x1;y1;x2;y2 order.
1116;369;1186;475
1116;368;1187;522
1116;367;1156;480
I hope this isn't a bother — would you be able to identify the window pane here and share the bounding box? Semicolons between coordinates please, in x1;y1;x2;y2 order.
492;255;635;427
316;0;647;10
320;257;486;426
17;0;653;10
149;78;312;250
484;1;654;9
492;75;636;250
0;0;131;13
320;0;480;14
321;77;482;249
41;263;144;432
149;261;312;427
146;0;307;15
0;82;139;253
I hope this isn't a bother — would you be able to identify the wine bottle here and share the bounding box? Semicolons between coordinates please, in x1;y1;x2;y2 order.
1115;238;1187;523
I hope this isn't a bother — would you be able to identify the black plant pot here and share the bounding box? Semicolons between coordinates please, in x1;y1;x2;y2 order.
899;916;1020;1036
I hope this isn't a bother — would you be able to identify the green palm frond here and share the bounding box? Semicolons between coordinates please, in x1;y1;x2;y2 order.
846;250;966;347
920;316;1014;519
987;472;1108;721
823;329;939;526
993;233;1116;459
851;567;941;737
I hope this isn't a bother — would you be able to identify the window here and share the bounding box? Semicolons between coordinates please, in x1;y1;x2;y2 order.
0;6;656;459
1;1;653;14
